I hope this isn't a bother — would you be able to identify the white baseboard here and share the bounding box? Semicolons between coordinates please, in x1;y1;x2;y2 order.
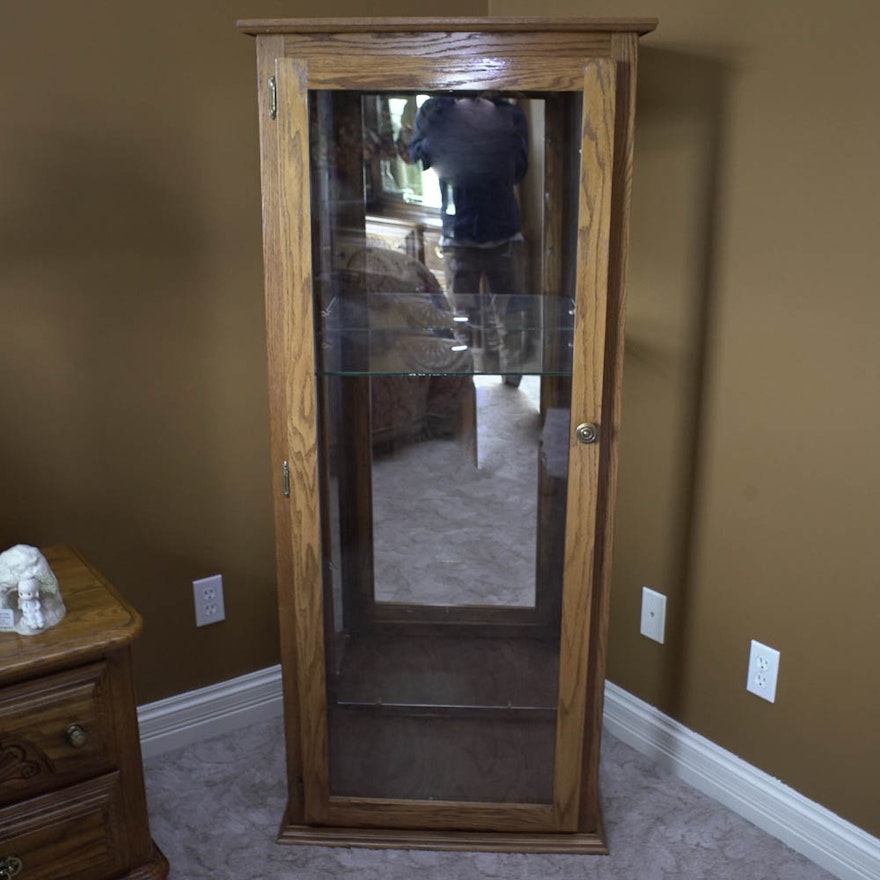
603;681;880;880
137;668;879;880
137;665;284;760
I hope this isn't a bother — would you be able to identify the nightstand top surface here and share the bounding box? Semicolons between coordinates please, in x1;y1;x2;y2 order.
0;544;142;680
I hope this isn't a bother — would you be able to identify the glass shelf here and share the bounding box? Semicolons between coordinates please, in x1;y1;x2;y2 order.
316;292;576;378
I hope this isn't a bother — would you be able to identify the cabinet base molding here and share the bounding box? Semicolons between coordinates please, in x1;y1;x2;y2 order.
277;818;607;854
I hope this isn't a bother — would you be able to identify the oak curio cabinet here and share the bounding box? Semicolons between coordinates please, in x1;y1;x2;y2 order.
239;16;656;853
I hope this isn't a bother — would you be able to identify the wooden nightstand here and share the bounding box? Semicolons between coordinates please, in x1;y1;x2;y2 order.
0;545;167;879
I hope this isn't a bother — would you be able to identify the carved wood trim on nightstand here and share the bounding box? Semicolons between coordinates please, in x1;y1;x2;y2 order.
0;741;45;785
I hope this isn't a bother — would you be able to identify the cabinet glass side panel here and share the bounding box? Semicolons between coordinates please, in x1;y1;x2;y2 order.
311;90;583;806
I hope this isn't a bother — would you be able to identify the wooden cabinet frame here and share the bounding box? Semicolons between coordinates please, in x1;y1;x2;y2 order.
240;17;656;853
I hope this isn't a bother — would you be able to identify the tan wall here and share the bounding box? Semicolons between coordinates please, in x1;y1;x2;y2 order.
0;1;484;697
489;0;880;838
2;0;878;843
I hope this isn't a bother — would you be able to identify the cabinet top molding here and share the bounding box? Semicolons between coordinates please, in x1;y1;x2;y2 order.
236;17;658;37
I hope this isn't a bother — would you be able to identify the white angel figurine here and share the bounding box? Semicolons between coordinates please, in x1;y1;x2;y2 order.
0;545;67;635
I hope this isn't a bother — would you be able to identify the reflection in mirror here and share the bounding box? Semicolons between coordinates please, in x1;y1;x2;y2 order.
372;374;541;607
363;95;441;210
360;93;546;608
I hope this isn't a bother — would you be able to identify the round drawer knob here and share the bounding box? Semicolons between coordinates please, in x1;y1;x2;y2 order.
65;723;88;749
0;855;23;878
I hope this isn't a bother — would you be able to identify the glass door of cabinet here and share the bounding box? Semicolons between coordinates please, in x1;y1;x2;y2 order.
312;88;580;812
267;47;619;839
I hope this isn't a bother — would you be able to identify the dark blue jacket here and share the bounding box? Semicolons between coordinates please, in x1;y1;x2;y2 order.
410;97;528;244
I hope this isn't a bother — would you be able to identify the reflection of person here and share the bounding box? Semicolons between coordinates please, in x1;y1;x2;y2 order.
410;95;529;385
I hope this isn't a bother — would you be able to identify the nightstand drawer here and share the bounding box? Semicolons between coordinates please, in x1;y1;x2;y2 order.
0;664;115;805
0;772;126;880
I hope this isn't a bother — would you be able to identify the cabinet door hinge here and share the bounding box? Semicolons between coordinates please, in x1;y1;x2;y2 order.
268;75;278;120
282;460;290;497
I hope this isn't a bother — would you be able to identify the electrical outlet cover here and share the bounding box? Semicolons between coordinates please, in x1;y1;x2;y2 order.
193;574;226;627
640;587;667;644
746;639;780;703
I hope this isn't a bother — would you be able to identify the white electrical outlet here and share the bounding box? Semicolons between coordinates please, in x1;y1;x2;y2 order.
746;639;780;703
193;574;226;627
640;586;667;644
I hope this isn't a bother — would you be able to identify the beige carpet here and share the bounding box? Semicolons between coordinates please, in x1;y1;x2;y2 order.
144;717;837;880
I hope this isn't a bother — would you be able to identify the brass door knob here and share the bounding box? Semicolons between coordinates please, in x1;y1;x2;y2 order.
65;723;88;749
575;422;599;444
